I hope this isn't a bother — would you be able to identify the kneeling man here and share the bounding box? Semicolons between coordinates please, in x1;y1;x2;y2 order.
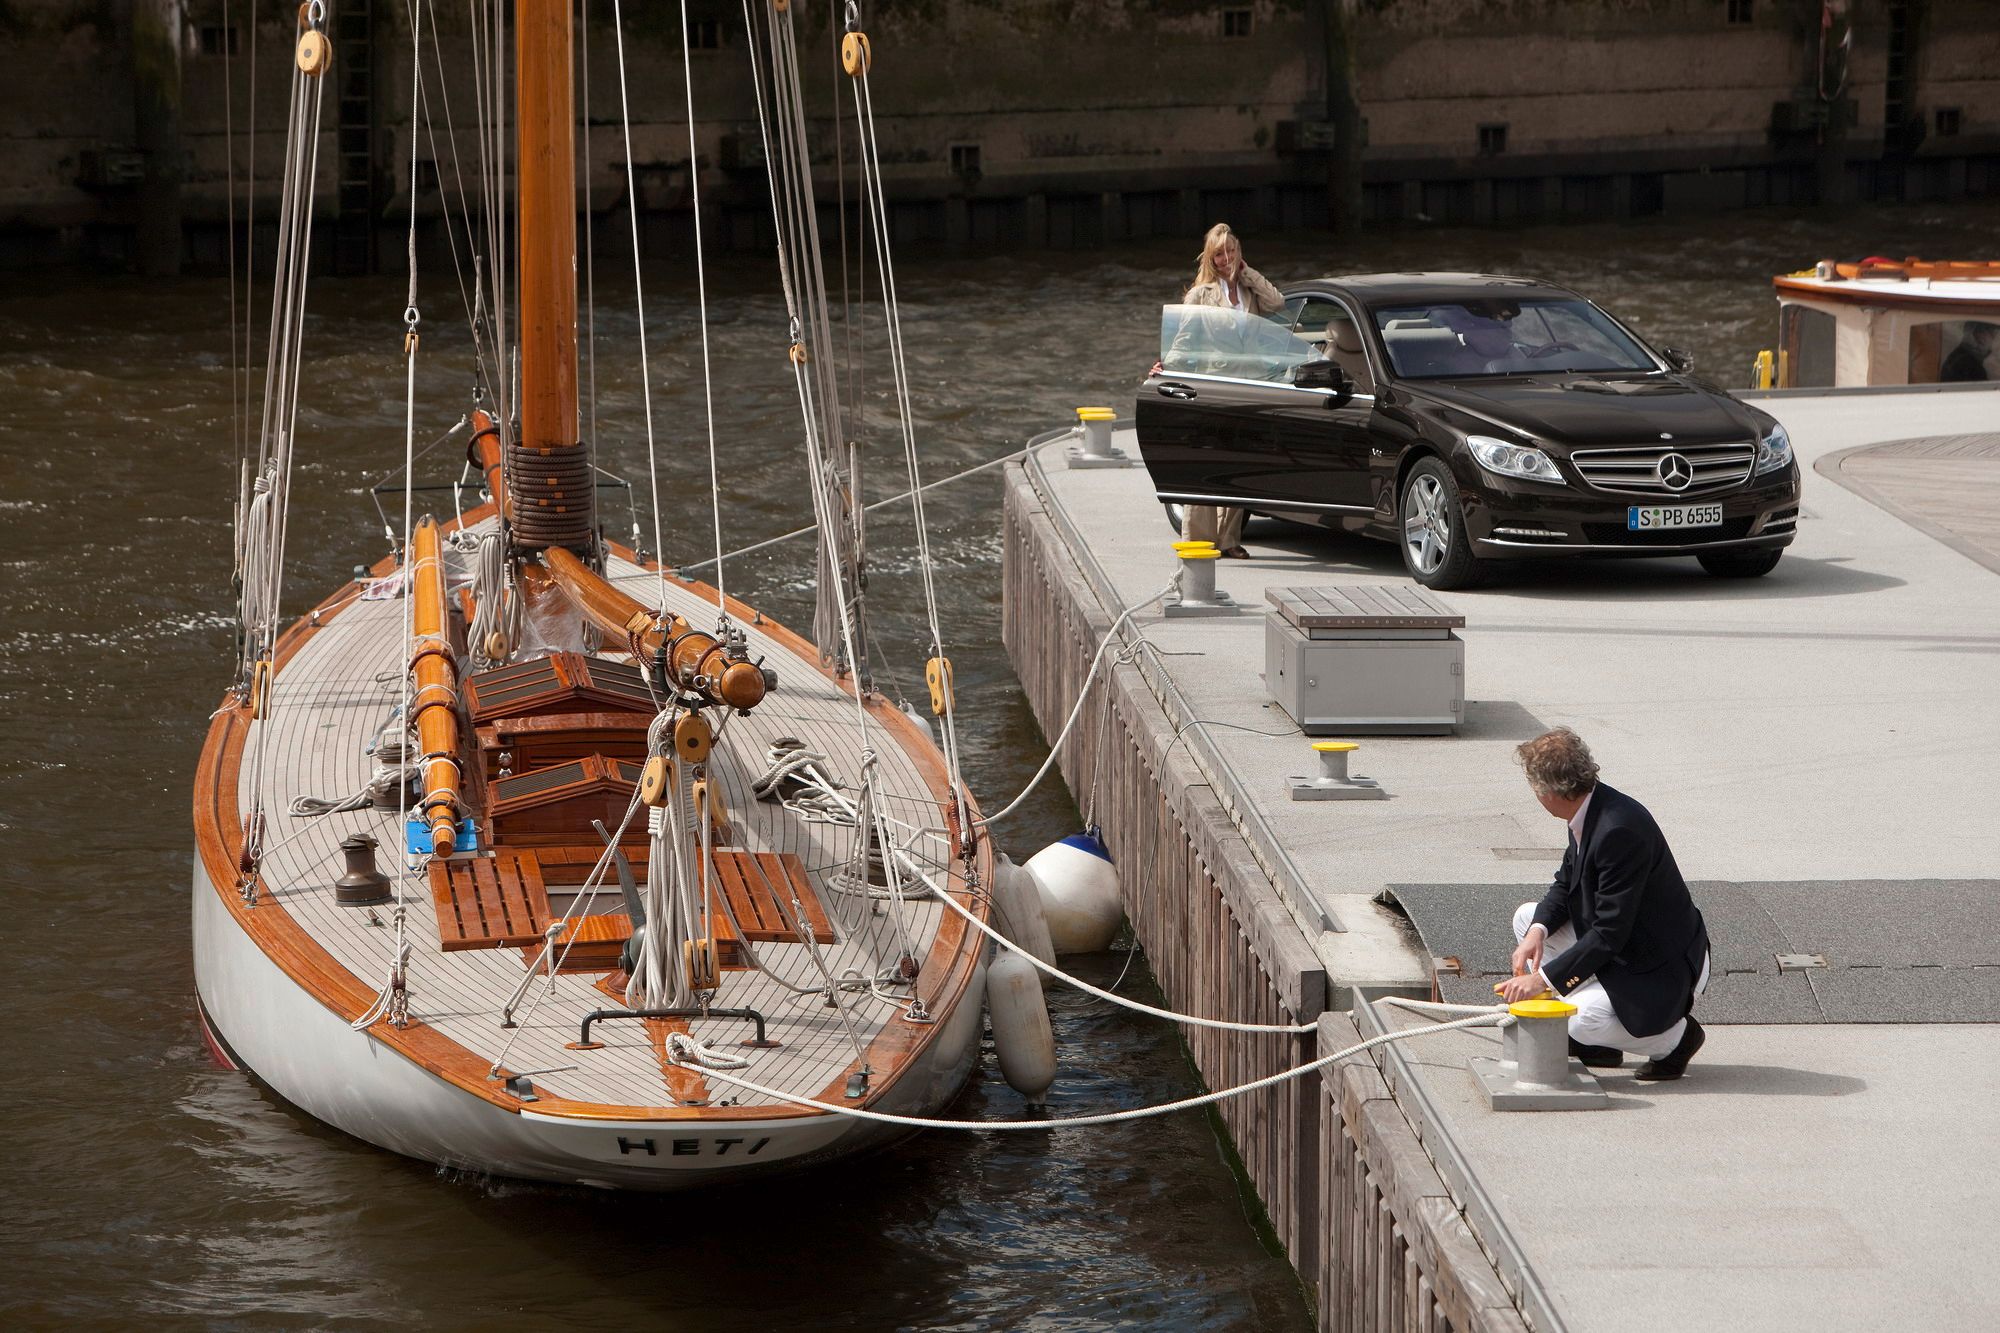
1498;728;1712;1080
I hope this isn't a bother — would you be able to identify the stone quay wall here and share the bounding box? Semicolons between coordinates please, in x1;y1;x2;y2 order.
6;0;2000;270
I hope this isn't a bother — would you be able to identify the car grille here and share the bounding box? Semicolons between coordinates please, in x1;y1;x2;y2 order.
1581;517;1757;546
1568;441;1755;496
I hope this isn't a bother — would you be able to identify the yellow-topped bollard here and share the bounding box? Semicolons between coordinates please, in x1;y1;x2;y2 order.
1065;405;1134;469
1289;739;1383;800
1467;988;1608;1110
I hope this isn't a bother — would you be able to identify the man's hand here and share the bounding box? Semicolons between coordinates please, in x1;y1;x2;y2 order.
1510;923;1547;979
1497;972;1551;1004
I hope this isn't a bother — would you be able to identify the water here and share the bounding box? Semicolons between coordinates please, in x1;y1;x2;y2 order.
3;202;1997;1328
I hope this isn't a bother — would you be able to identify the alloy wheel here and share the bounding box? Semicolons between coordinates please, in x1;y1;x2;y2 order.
1403;474;1449;576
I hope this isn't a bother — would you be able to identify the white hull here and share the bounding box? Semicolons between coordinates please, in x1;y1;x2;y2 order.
194;863;988;1190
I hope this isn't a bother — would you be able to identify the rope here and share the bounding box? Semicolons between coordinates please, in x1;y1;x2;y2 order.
665;1032;751;1071
1379;996;1508;1017
897;853;1316;1035
675;446;1030;573
673;1011;1505;1132
967;578;1174;832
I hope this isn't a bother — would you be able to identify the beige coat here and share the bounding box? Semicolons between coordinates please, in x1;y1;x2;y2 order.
1182;264;1286;317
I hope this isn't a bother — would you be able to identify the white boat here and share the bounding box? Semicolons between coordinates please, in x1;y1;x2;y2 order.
193;1;993;1189
1757;257;2000;388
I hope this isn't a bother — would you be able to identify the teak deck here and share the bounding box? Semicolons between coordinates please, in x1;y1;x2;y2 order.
195;518;987;1120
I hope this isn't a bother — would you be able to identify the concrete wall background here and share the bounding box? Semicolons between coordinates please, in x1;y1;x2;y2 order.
3;0;1998;268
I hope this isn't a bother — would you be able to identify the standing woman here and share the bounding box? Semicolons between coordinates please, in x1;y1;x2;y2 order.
1179;223;1285;557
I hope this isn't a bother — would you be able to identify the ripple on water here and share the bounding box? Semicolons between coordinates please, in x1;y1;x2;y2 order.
12;200;2000;1329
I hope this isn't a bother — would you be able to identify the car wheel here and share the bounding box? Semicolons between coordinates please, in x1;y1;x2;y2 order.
1697;548;1782;578
1161;502;1185;536
1400;458;1484;590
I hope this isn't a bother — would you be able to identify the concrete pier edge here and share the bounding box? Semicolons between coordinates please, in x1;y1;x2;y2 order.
1003;445;1520;1329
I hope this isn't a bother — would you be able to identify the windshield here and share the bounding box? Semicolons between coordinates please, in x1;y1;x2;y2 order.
1159;304;1314;383
1371;299;1658;379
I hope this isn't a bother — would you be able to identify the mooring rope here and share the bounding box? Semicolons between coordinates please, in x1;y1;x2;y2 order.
673;1010;1506;1132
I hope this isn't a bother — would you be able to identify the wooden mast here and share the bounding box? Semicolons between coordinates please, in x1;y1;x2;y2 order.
511;0;593;556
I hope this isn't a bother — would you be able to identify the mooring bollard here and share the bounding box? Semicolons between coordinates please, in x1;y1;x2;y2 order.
1470;996;1610;1110
1287;740;1386;800
1164;541;1237;616
1065;406;1134;468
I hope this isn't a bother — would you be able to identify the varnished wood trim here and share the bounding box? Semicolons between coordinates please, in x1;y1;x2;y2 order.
192;528;992;1125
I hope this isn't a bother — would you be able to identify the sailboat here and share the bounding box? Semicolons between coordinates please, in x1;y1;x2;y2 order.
192;1;995;1188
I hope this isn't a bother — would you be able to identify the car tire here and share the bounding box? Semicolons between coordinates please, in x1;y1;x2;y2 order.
1399;458;1485;590
1697;548;1783;578
1161;502;1185;536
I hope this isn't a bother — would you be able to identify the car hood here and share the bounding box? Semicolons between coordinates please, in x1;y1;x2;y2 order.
1406;374;1766;449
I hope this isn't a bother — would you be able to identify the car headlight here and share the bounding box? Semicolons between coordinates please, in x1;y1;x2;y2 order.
1755;423;1793;475
1467;435;1564;484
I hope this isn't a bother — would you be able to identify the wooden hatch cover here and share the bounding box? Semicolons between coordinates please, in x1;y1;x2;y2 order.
474;710;650;781
462;652;653;725
488;754;649;846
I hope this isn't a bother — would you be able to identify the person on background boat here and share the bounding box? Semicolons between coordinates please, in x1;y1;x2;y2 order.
1498;728;1712;1082
1940;321;1996;382
1178;223;1284;558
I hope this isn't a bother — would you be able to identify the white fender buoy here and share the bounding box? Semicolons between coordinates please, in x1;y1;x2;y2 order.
1025;831;1123;954
987;950;1056;1106
991;854;1057;989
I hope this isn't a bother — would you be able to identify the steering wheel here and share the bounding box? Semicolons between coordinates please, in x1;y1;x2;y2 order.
1525;341;1582;359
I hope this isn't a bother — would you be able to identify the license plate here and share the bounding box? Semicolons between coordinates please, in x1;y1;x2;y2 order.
1627;503;1723;531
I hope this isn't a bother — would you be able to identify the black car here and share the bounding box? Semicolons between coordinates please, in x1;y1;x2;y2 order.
1136;273;1801;589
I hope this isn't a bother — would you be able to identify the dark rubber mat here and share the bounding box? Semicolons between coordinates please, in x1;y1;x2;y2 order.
1383;880;2000;1025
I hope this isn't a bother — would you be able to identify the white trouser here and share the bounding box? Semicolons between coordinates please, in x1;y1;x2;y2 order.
1511;902;1711;1060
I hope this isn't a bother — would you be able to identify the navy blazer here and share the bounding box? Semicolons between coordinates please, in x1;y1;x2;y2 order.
1533;783;1709;1039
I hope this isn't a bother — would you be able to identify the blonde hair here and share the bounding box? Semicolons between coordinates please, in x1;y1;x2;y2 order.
1192;223;1242;290
1515;727;1600;800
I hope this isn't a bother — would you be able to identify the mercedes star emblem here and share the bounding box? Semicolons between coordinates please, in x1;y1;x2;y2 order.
1657;453;1694;491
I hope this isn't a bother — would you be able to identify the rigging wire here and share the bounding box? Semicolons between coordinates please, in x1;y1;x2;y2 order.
675;0;729;617
608;0;670;606
356;0;432;1033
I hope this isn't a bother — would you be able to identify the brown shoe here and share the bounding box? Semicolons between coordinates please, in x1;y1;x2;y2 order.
1634;1017;1705;1081
1220;545;1250;559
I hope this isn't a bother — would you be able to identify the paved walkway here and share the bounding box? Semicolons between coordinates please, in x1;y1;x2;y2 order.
1819;432;2000;575
1028;385;2000;1330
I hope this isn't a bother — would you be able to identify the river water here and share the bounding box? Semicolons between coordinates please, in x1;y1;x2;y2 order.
3;202;1997;1328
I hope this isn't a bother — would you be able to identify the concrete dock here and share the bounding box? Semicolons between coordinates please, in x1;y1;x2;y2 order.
1001;386;2000;1330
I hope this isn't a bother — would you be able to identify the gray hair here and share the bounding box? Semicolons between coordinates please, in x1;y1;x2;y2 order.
1515;727;1600;800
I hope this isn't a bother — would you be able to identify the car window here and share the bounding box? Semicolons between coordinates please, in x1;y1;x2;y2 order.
1292;297;1350;352
1159;303;1311;383
1371;299;1658;378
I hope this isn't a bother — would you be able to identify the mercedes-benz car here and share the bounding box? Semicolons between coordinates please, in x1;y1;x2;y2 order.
1135;273;1801;589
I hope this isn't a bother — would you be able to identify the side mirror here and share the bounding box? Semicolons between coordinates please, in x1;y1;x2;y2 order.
1292;358;1347;392
1662;347;1694;373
